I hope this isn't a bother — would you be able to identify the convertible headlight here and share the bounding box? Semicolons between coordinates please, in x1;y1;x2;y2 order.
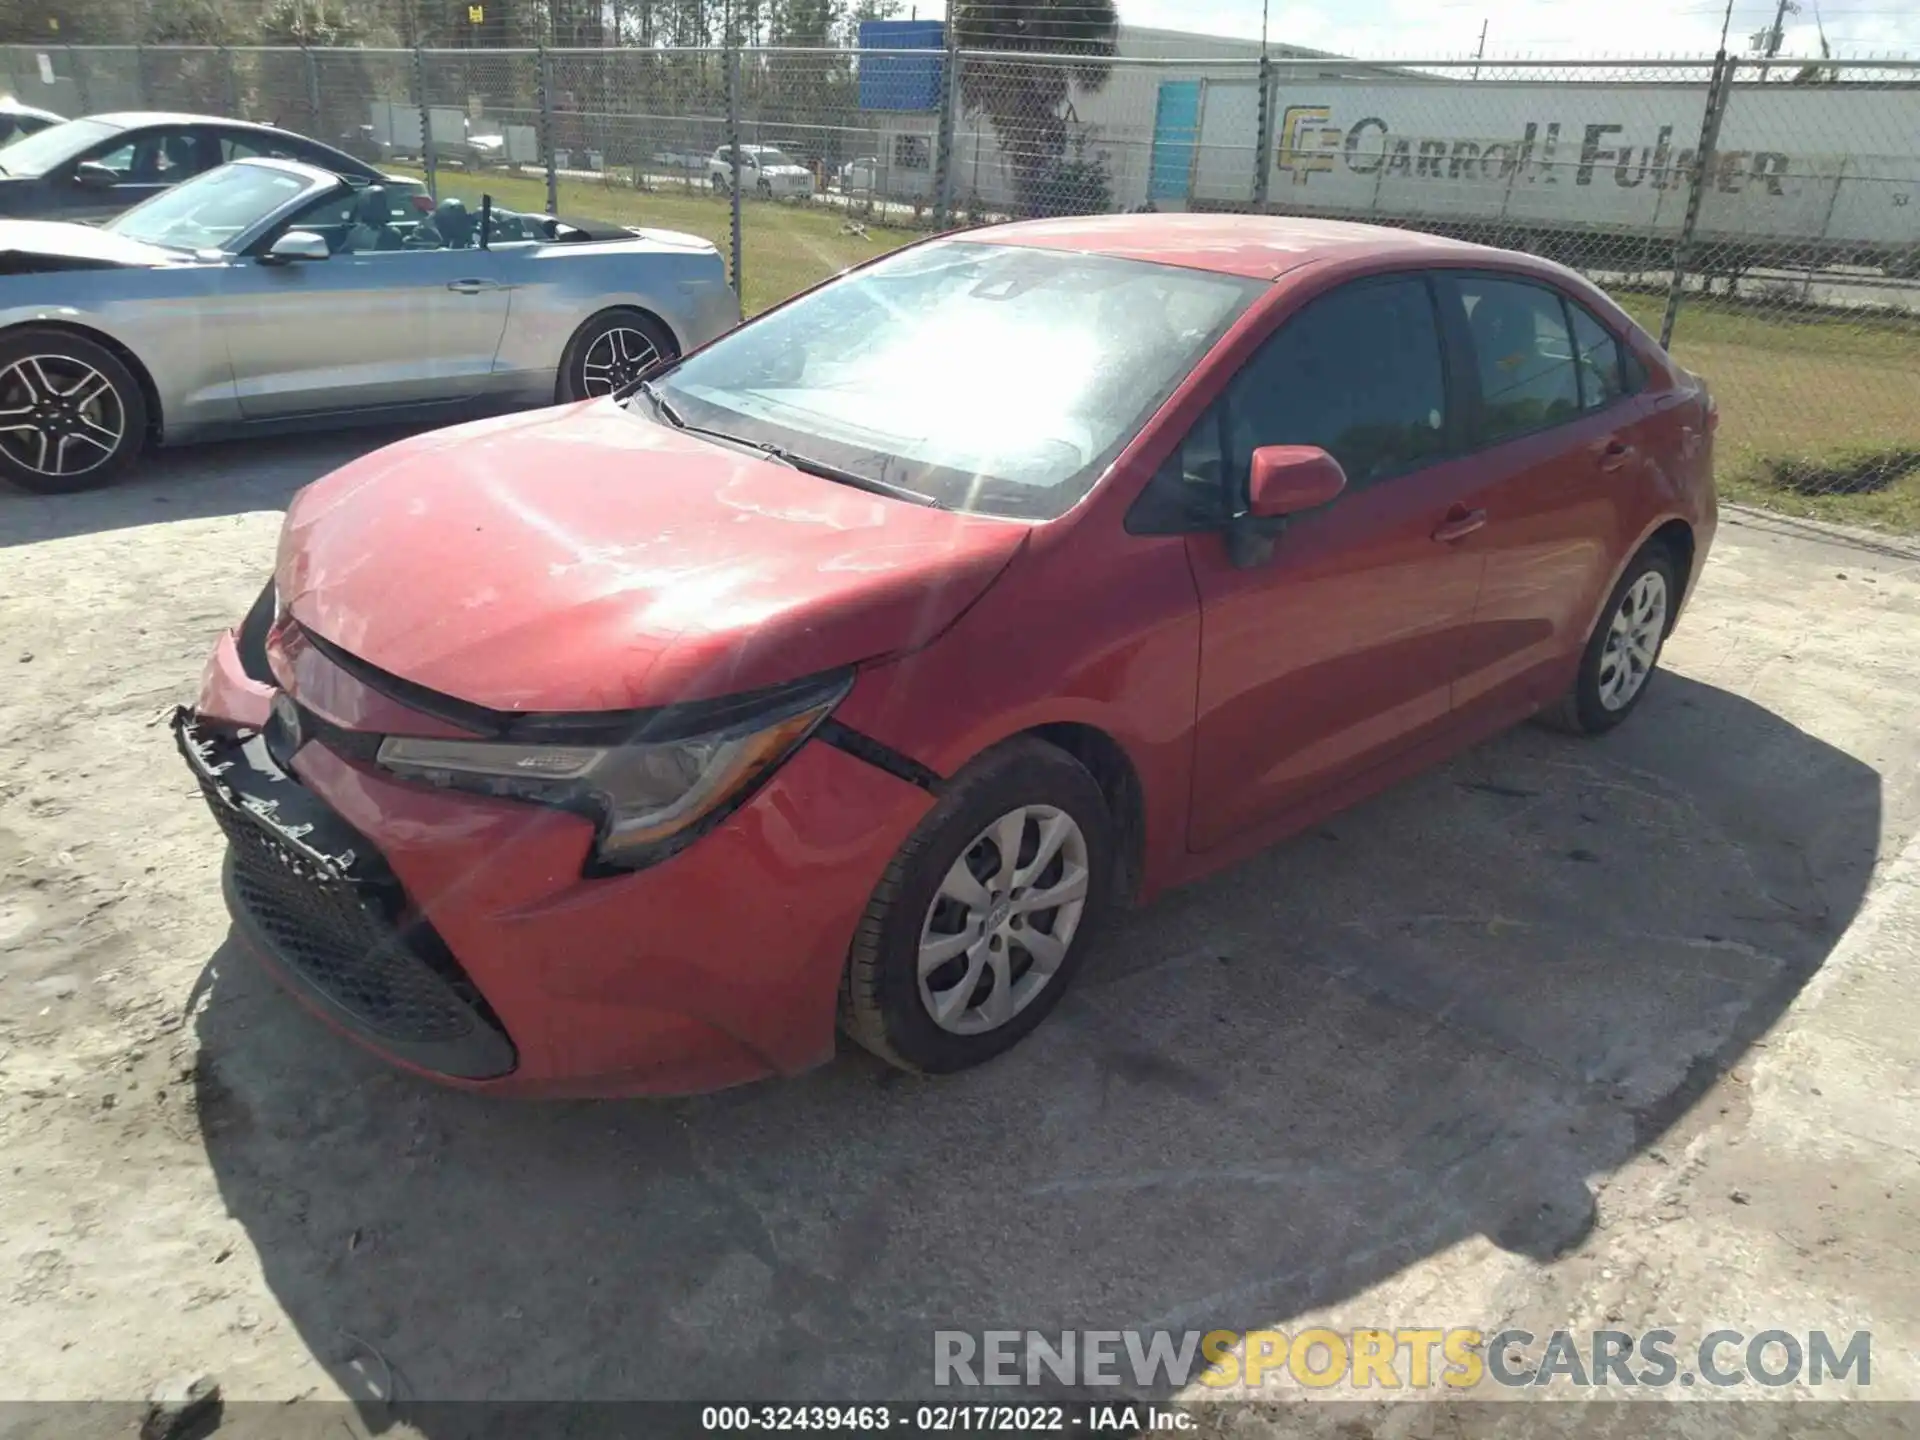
374;672;850;870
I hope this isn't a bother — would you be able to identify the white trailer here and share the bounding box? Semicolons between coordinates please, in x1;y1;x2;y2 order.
1162;77;1920;274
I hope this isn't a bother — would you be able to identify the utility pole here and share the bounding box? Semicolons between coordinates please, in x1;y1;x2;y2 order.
1472;18;1488;80
1754;0;1798;80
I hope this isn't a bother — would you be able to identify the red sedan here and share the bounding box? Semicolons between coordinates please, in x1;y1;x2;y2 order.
177;214;1716;1096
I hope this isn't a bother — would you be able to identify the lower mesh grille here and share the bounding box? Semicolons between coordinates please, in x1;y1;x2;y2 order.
209;796;477;1044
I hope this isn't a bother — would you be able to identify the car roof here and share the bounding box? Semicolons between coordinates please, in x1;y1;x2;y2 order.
83;112;299;131
969;212;1493;281
1;97;63;120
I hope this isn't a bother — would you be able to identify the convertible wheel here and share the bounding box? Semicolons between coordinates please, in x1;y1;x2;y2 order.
0;329;147;494
1540;545;1678;735
558;310;677;402
841;738;1112;1074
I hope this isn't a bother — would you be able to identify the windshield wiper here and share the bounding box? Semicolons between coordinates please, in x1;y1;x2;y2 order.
636;382;938;509
633;379;685;427
759;445;941;508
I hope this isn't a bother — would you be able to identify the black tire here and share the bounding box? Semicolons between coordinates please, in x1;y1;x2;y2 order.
710;173;725;192
0;327;147;495
840;737;1113;1075
1539;545;1679;736
555;308;678;403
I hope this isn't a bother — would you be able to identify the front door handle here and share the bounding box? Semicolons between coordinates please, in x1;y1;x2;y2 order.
446;278;501;294
1598;439;1635;472
1432;506;1487;544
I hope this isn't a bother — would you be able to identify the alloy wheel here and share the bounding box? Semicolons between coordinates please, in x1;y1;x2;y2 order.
917;804;1090;1036
0;355;126;481
1598;569;1668;711
578;327;662;397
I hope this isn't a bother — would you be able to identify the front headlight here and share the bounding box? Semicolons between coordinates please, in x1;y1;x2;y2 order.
374;670;850;871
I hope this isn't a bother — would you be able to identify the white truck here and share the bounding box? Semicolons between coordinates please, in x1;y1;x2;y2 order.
1161;76;1920;276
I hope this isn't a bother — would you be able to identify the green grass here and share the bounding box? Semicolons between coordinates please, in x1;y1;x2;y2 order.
397;164;921;316
1613;290;1920;532
397;170;1920;531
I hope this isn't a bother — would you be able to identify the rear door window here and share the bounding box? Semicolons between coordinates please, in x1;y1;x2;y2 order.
1567;301;1626;412
1448;275;1582;444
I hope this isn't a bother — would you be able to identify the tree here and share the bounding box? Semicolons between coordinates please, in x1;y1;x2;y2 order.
950;0;1119;217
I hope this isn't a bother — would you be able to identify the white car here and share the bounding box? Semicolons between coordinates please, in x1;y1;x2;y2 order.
708;145;815;199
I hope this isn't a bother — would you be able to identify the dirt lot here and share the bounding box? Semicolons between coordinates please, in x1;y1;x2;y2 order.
3;435;1920;1432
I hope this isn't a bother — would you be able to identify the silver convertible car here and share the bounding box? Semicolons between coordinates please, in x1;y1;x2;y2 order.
0;157;740;492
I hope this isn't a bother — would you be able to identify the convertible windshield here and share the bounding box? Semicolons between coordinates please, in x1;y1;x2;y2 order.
0;117;119;177
646;241;1262;520
108;163;315;250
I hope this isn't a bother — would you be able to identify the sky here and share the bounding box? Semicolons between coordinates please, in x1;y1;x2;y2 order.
915;0;1920;61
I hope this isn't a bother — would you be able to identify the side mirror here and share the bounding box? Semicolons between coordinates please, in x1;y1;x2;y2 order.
1227;446;1347;569
74;162;119;191
1247;445;1347;518
262;230;330;264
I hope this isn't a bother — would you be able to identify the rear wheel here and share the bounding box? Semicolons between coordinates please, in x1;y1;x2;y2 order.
0;328;147;494
1540;546;1678;735
556;309;678;403
840;738;1112;1074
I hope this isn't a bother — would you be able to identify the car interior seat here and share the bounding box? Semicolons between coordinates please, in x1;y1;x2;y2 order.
346;186;402;253
162;134;196;176
432;197;475;249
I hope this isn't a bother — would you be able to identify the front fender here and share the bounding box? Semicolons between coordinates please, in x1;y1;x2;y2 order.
831;528;1203;904
0;267;236;436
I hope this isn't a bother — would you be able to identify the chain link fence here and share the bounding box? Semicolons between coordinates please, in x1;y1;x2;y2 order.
2;40;1917;522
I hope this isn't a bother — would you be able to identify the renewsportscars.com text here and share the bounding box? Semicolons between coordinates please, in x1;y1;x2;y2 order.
933;1327;1871;1391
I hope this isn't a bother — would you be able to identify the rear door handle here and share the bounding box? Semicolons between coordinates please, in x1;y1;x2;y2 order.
1598;439;1635;472
446;278;501;294
1432;507;1487;544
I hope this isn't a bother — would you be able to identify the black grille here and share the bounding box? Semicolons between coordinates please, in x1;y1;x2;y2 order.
212;801;476;1044
176;710;516;1079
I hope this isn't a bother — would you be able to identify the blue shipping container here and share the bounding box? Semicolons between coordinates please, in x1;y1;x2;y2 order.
858;19;946;112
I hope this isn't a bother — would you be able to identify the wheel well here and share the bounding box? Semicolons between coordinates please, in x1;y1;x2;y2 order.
5;321;162;445
1029;722;1146;909
555;305;681;402
1646;519;1696;616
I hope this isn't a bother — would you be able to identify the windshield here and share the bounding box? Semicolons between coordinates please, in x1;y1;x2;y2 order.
645;240;1262;520
753;149;797;167
108;163;316;250
0;116;119;176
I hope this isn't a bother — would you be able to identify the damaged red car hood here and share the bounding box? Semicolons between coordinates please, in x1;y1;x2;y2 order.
277;402;1028;713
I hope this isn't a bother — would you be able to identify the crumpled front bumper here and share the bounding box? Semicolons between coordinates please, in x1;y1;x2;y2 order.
175;708;518;1080
183;619;935;1097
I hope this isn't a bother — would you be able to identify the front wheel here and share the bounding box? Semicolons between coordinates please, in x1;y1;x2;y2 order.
840;738;1112;1074
0;328;147;494
1540;546;1678;735
556;309;678;403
